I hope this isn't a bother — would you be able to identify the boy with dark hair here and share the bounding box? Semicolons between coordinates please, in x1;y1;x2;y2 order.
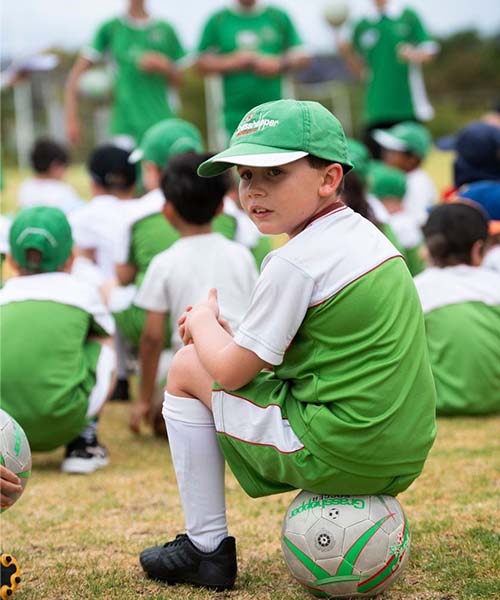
139;99;436;591
0;207;116;474
18;137;82;214
70;144;137;283
415;202;500;415
129;152;257;433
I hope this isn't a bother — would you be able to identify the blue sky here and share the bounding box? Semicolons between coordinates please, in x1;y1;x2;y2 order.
2;0;499;59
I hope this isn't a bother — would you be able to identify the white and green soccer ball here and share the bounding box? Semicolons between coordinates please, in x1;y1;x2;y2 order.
281;491;410;598
0;409;32;511
78;67;113;101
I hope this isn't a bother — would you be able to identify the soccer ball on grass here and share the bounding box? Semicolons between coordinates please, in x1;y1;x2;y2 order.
0;409;32;511
281;491;410;598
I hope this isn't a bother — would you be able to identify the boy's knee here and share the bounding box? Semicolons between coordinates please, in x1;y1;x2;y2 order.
166;345;199;395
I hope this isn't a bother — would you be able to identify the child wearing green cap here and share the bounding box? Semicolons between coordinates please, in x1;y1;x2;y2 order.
373;121;437;226
138;99;436;591
0;206;116;474
369;161;425;275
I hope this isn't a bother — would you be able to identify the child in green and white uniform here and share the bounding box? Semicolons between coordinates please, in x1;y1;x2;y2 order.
139;100;436;591
66;0;185;146
0;207;116;474
370;161;424;275
196;0;309;137
415;203;500;415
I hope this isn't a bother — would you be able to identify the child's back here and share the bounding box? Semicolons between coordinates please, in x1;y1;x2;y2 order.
0;271;114;450
415;203;500;415
136;232;256;352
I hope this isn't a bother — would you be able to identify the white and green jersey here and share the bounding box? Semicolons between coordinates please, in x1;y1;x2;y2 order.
197;5;304;134
234;203;436;478
83;16;185;142
414;266;500;415
0;273;115;451
350;3;437;125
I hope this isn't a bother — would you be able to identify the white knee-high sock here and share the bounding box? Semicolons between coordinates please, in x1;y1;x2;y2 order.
163;392;228;552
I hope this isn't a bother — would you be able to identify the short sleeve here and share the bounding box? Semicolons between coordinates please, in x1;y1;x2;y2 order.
134;253;170;313
282;13;302;50
234;255;314;365
197;13;221;53
83;18;115;61
159;21;185;61
405;9;433;46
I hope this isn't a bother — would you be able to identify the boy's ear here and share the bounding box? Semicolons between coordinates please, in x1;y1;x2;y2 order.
215;200;224;215
62;251;75;273
471;239;485;266
319;163;344;198
6;253;20;274
162;201;175;224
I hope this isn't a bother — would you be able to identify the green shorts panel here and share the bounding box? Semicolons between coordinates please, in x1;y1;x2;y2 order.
213;373;417;498
113;304;171;349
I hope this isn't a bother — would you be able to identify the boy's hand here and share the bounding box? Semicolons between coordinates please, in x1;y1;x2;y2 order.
178;289;222;345
253;55;283;76
0;465;22;509
129;399;151;434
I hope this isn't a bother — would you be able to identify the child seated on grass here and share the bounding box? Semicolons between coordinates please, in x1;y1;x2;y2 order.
139;99;437;591
414;202;500;415
373;121;436;225
129;152;257;433
18;138;82;214
0;207;116;474
370;161;424;275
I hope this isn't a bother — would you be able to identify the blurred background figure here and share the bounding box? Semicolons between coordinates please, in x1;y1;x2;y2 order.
18;137;83;214
195;0;310;145
338;0;438;157
65;0;185;148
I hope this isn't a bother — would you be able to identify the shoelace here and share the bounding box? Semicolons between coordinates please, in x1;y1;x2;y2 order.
163;534;187;549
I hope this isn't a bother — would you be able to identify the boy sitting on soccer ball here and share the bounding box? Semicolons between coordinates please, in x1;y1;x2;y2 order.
139;99;437;591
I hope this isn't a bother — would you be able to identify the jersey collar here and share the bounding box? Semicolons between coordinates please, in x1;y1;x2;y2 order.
365;0;404;23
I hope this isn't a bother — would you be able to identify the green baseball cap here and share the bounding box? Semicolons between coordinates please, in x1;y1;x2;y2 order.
346;138;370;184
9;206;73;272
198;99;353;177
369;162;407;200
373;121;432;159
129;118;204;167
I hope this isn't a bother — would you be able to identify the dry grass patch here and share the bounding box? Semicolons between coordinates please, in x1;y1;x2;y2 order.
2;405;499;599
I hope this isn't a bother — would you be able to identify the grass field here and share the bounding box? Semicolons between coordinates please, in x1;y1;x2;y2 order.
2;155;499;599
2;404;499;600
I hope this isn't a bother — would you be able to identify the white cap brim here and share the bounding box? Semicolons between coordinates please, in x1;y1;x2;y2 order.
372;130;408;152
210;150;308;168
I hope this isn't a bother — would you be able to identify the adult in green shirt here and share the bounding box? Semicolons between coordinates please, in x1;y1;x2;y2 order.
195;0;310;140
65;0;184;147
338;0;438;156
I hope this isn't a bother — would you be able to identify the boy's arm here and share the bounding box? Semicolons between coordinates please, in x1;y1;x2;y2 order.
182;290;268;390
116;262;137;285
130;310;166;433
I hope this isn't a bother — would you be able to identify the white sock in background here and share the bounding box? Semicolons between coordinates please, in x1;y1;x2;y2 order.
163;392;228;553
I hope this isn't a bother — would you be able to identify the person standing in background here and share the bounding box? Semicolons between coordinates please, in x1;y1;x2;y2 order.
338;0;438;157
65;0;185;148
195;0;310;141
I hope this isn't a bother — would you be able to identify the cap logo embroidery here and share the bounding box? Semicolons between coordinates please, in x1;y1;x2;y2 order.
236;117;280;137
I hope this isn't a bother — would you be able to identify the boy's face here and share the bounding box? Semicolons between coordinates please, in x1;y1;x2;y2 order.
381;197;403;214
382;149;418;173
237;157;342;238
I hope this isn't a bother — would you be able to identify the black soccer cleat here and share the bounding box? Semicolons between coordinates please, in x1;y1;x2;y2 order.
140;534;237;591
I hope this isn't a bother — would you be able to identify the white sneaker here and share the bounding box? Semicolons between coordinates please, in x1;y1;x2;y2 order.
61;437;109;474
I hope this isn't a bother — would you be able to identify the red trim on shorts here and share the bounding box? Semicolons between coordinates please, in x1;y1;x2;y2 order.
215;430;304;454
309;255;404;308
212;388;289;421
